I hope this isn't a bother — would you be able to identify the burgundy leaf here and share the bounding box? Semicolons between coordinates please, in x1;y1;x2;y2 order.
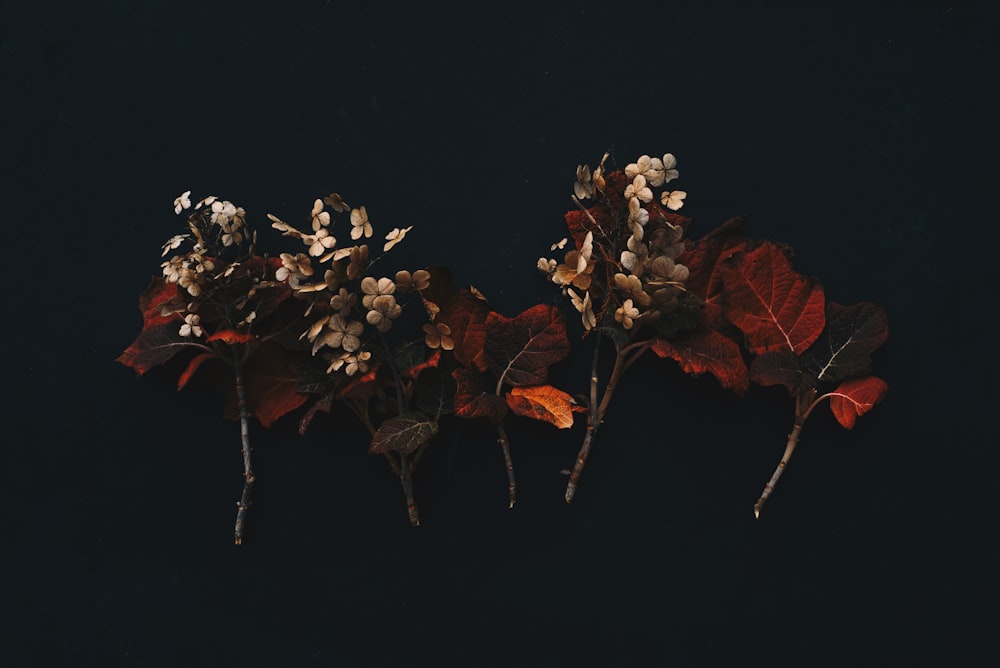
651;327;749;394
802;302;889;383
482;304;570;387
721;242;826;355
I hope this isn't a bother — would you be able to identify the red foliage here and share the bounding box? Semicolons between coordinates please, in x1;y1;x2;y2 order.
802;302;889;382
206;329;257;345
452;367;508;424
650;327;749;394
721;242;826;355
482;304;570;387
437;288;490;370
828;376;889;429
224;342;309;428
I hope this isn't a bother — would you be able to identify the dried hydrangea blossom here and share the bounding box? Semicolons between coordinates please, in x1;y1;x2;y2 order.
350;206;374;240
311;199;331;231
179;313;203;337
574;165;594;200
395;269;430;293
383;226;413;252
173;190;191;215
360;276;396;309
614;299;640;330
423;322;454;350
366;294;402;332
661;190;687;211
624;174;653;204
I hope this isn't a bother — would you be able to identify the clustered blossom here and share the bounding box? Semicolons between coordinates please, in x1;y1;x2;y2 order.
267;195;437;377
539;152;692;332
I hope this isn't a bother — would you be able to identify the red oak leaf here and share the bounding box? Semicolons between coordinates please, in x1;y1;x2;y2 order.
482;304;570;387
802;302;889;383
452;367;507;424
721;242;826;355
828;376;888;429
650;327;749;394
505;385;577;429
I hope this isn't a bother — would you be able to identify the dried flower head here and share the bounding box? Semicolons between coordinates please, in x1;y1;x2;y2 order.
179;313;203;338
614;299;640;330
366;294;402;332
174;190;192;214
574;165;594;200
311;199;331;231
395;269;430;293
383;226;413;252
350;206;374;240
423;322;455;350
323;192;350;212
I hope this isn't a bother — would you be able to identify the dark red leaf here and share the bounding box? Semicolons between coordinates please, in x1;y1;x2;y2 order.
749;350;814;395
828;376;888;429
452;367;508;424
438;288;491;370
335;367;380;401
650;327;749;394
802;302;889;383
370;412;439;455
721;242;826;355
402;349;441;380
177;352;217;390
505;385;577;429
136;277;186;328
226;342;309;427
117;323;207;375
482;304;570;387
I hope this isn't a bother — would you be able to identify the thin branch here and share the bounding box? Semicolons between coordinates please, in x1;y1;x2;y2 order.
566;335;603;503
495;421;517;508
231;348;255;545
753;416;805;519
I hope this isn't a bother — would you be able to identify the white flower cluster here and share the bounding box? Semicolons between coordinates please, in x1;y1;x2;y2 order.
161;191;248;299
539;153;691;332
269;195;433;376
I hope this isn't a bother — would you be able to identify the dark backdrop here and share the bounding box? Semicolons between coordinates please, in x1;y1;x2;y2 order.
2;1;996;666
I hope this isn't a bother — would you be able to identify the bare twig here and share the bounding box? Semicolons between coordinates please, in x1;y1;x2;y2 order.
232;349;255;545
566;336;649;503
495;421;516;508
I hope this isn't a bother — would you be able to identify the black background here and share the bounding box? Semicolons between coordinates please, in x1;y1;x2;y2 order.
2;1;997;666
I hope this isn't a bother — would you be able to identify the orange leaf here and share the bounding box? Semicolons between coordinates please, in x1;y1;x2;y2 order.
828;376;888;429
206;329;256;345
505;385;577;429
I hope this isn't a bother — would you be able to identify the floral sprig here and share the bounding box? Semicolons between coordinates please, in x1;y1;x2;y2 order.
268;195;446;525
539;152;702;502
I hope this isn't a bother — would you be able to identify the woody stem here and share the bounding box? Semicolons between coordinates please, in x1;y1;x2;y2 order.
495;421;517;508
232;349;255;545
754;416;806;519
379;331;419;526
